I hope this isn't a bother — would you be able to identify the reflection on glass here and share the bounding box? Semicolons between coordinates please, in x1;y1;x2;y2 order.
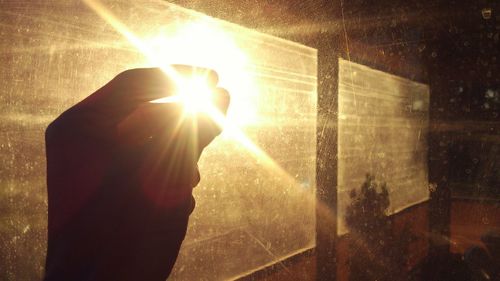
337;58;429;235
0;1;317;280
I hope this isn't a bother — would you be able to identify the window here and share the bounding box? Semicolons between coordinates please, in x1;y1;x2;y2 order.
337;59;429;234
0;1;317;280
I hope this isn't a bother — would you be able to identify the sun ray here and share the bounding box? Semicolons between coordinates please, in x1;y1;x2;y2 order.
82;0;181;81
82;0;305;190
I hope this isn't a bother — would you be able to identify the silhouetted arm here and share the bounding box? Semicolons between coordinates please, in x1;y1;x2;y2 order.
44;66;229;281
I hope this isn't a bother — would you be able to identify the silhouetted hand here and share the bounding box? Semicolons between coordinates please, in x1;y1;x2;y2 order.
44;66;230;281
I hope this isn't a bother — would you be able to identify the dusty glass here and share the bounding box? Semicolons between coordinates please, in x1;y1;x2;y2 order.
0;1;317;280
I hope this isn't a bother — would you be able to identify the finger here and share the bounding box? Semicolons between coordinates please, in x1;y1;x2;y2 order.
78;68;172;109
60;66;219;140
115;87;228;155
116;103;201;191
140;120;201;193
211;87;231;115
129;86;229;155
193;88;230;152
77;66;218;118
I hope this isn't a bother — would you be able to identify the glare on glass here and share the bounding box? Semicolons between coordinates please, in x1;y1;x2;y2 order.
0;1;317;280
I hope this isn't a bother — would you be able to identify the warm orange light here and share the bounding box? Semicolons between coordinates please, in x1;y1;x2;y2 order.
144;22;258;126
150;75;215;115
82;0;303;190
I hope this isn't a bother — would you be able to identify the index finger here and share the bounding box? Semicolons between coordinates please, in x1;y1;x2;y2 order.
71;66;218;123
81;66;218;108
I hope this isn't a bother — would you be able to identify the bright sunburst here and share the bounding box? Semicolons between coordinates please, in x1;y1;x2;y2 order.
82;0;302;190
150;74;215;115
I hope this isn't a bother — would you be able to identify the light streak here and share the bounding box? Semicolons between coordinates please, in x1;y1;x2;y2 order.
150;75;216;116
82;0;303;189
82;0;181;81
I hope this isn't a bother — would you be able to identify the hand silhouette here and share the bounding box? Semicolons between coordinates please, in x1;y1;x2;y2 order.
44;66;230;281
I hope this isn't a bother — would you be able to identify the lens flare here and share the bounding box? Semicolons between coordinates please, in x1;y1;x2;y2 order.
144;22;258;126
82;0;306;192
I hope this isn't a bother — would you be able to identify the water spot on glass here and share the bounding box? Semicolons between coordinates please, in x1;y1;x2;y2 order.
485;89;495;98
429;183;437;193
482;7;492;20
482;217;490;225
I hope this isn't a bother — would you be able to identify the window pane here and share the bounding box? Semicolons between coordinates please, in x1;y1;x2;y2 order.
0;1;317;280
337;58;429;235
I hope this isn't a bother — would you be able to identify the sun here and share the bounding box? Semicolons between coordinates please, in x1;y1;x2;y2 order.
144;21;258;126
150;74;216;116
82;0;301;191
